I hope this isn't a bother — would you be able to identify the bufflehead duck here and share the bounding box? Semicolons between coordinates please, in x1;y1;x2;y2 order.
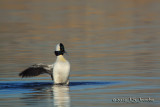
19;43;70;85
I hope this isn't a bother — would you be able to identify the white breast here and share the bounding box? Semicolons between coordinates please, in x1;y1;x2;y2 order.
53;56;70;85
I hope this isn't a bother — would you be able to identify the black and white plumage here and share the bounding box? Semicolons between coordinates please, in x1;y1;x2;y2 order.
19;63;53;80
19;43;70;85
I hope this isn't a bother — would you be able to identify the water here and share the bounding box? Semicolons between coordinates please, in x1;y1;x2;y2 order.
0;0;160;107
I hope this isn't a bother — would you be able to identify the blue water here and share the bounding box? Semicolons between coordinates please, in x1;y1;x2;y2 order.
0;80;120;107
0;81;118;90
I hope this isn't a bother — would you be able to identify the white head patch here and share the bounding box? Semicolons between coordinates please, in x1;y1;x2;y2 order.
56;43;60;51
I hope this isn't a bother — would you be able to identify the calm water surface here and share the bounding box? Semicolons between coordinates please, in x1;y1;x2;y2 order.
0;0;160;107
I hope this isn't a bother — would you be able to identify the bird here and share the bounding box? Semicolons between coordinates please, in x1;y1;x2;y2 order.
19;43;70;85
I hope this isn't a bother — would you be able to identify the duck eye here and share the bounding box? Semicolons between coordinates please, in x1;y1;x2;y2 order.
60;43;64;52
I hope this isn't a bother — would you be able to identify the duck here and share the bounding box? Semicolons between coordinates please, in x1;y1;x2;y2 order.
19;43;70;85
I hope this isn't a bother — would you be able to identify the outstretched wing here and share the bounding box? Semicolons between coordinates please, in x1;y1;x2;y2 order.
19;63;53;80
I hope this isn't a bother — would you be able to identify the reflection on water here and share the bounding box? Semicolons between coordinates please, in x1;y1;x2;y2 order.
52;85;70;107
0;81;117;107
0;0;160;107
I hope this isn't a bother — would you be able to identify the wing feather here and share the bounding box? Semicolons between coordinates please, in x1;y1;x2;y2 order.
19;64;53;80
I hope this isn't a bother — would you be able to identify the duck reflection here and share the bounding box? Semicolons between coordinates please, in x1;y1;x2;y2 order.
52;85;70;107
18;82;70;107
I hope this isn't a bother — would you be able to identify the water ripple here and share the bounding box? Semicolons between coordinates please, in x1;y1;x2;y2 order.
0;81;119;89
